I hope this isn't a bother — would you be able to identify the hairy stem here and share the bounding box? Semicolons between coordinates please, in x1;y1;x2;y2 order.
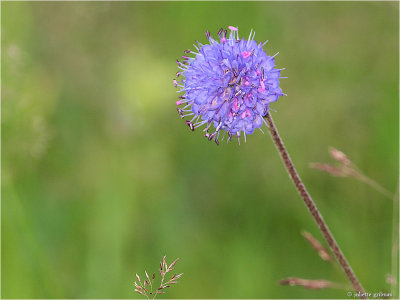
265;112;366;297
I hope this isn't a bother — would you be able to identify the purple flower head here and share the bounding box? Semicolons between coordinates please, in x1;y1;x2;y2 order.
174;26;285;145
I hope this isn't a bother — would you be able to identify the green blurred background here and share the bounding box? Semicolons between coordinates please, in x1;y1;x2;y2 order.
2;1;398;299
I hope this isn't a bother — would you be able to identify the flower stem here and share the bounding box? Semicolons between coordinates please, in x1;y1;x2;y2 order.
265;112;366;297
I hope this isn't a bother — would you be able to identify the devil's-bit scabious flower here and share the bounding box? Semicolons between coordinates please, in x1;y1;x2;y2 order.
174;26;285;145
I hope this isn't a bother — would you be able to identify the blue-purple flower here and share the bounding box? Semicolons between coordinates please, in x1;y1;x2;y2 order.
174;26;284;145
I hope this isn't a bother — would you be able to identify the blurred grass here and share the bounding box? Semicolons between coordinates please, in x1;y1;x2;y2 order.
2;1;398;299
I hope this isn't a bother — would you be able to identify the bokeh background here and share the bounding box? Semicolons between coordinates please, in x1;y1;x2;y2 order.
2;2;398;299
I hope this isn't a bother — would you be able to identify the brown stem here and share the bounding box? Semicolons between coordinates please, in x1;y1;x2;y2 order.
265;112;366;297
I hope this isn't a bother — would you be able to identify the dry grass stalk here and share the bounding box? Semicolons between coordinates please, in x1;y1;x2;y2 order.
329;147;351;166
310;147;394;200
309;163;345;177
302;230;333;262
311;147;398;297
279;277;344;290
134;256;183;299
